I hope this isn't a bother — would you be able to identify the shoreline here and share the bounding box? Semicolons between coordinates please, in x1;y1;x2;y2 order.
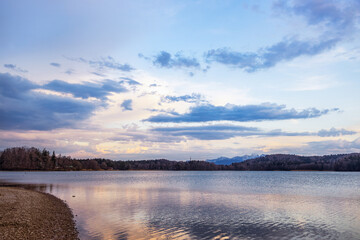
0;187;78;240
0;169;357;172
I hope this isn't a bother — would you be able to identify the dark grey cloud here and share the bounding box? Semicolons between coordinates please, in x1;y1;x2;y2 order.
152;125;258;140
67;56;134;72
50;62;61;67
306;138;360;152
4;64;16;69
317;127;356;137
153;125;259;133
43;79;128;100
264;128;356;137
145;103;339;123
119;77;141;85
109;132;184;143
205;38;339;72
152;51;200;69
0;72;97;130
121;99;133;111
161;93;205;103
151;125;356;140
0;72;38;99
274;138;360;155
4;64;28;73
91;72;106;77
147;109;180;116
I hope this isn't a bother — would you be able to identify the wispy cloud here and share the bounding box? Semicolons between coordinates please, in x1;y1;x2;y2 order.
144;51;200;69
151;125;356;140
91;72;106;77
161;93;205;103
145;103;339;123
119;77;141;85
317;127;356;137
121;99;133;111
65;69;74;75
268;137;360;155
67;56;134;72
109;131;183;143
203;1;360;72
146;108;180;116
274;0;360;35
306;138;360;152
141;1;360;73
3;64;28;73
205;38;339;72
151;125;258;140
50;62;61;67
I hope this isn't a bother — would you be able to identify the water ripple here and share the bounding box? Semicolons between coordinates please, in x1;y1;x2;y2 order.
1;171;359;239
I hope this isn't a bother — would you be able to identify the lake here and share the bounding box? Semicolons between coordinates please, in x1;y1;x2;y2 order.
1;171;360;239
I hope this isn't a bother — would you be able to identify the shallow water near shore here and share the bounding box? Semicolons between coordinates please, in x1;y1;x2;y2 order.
1;171;360;240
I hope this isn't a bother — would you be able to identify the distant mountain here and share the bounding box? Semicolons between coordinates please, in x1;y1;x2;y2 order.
207;154;264;165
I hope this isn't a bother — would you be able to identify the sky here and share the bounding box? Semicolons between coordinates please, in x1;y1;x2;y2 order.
1;0;360;160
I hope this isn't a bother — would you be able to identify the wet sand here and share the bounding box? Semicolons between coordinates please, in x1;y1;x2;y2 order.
0;187;78;240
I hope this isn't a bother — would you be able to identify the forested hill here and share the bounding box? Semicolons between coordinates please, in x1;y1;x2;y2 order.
0;147;222;171
0;147;360;171
231;154;360;171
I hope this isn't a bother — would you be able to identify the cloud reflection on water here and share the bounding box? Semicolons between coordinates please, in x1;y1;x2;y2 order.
1;171;359;240
50;184;360;240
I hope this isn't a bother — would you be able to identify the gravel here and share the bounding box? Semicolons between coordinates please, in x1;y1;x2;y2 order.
0;187;79;240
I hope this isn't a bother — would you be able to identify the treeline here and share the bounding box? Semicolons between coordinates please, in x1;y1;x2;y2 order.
0;147;360;171
0;147;223;171
231;154;360;171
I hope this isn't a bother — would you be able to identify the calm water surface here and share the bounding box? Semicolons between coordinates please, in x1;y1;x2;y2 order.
1;171;360;240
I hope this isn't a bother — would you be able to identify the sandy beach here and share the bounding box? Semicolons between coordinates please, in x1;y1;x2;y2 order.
0;187;78;240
